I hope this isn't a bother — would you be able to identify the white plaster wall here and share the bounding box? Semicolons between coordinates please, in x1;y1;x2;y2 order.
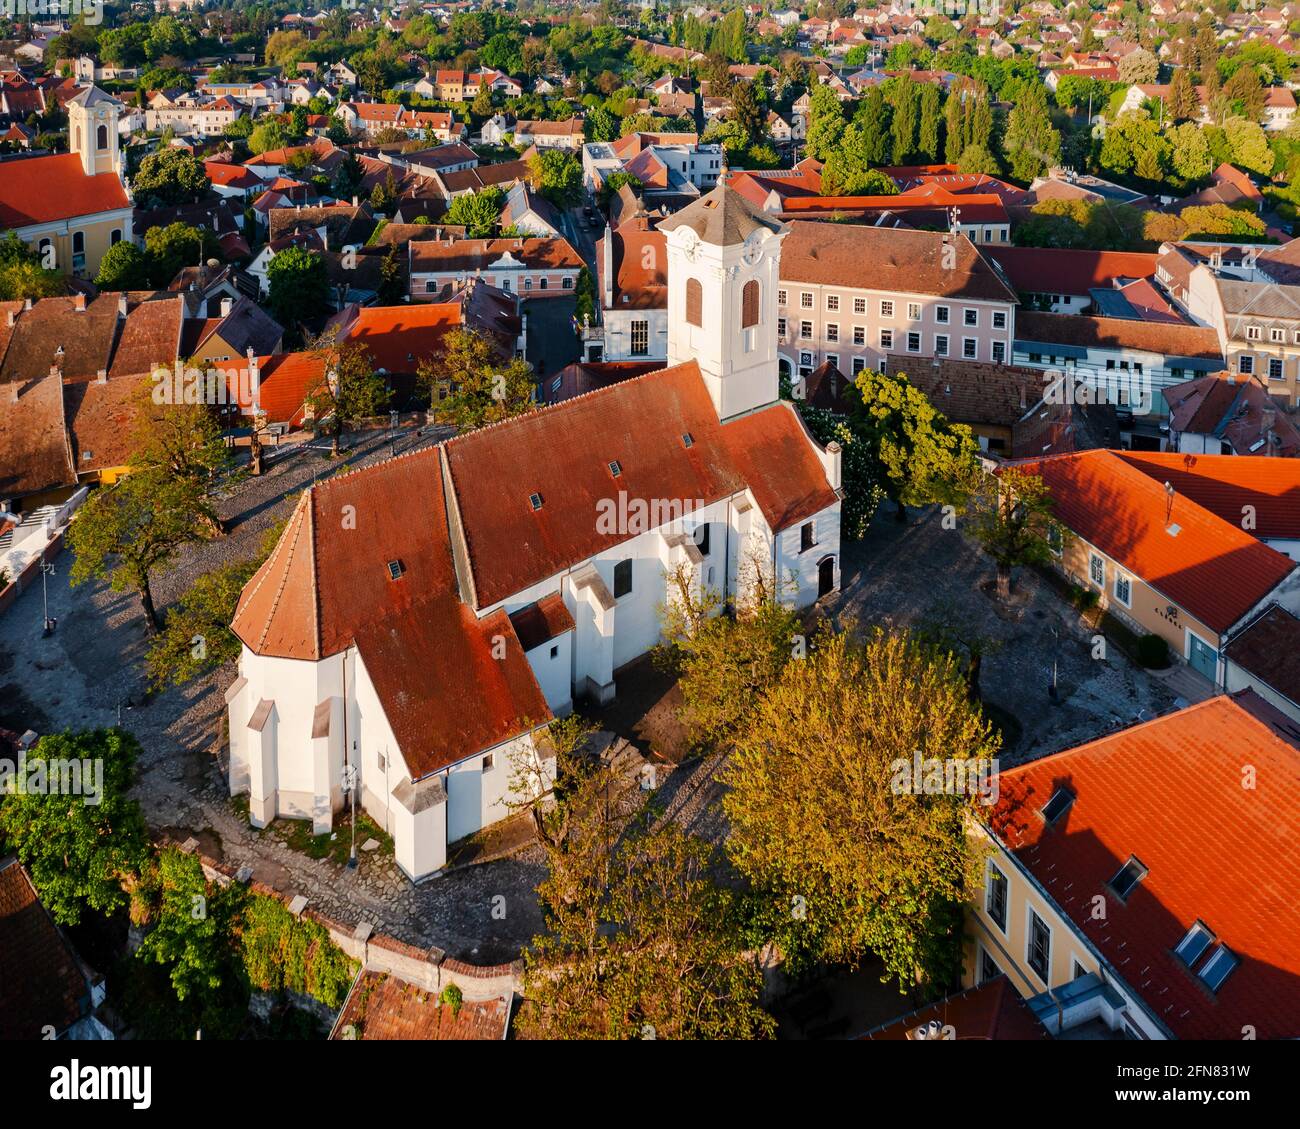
525;633;574;714
445;732;535;844
773;500;843;607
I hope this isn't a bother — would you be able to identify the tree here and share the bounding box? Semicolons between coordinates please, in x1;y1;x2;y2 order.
963;466;1066;598
1224;65;1265;122
1170;121;1212;181
445;185;505;237
848;369;981;522
143;222;219;288
597;171;641;206
918;83;942;163
0;232;63;300
944;88;965;161
1224;116;1273;174
68;469;212;630
0;729;150;926
420;327;535;431
266;246;329;336
722;628;995;987
248;119;288;156
135;848;250;1039
528;148;583;207
805;82;846;161
956;142;1001;176
585;104;620;142
303;333;389;455
888;75;919;164
657;553;802;751
1168;66;1201;122
730;80;765;145
132;148;210;206
377;242;404;305
95;241;152;291
1118;46;1159;85
1002;83;1061;183
471;79;494;118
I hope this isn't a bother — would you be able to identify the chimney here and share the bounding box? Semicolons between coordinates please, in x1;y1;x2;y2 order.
96;368;107;384
220;296;234;318
246;346;261;405
5;309;15;327
118;294;128;318
24;298;32;311
7;382;17;404
73;293;87;312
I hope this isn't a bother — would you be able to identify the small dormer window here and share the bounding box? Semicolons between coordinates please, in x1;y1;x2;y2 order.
529;492;543;511
387;560;404;580
608;460;622;477
1040;787;1074;826
1108;856;1147;900
682;432;694;448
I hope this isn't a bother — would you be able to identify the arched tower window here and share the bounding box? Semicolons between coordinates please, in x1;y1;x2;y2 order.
742;279;760;328
97;124;108;150
685;277;702;327
74;126;81;152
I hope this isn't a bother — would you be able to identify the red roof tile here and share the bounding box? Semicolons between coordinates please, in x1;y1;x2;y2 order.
0;153;129;227
986;693;1300;1040
861;976;1048;1040
1012;450;1296;633
987;246;1159;298
332;972;509;1040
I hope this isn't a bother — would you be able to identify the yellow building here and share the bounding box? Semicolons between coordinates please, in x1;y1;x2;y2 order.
0;85;132;280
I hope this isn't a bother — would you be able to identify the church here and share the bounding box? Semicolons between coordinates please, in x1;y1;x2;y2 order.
225;186;844;880
0;86;132;279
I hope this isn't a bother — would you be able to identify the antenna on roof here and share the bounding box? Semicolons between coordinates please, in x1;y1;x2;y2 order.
1164;480;1175;525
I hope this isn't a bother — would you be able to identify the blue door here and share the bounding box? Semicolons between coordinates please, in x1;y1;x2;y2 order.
1188;632;1217;683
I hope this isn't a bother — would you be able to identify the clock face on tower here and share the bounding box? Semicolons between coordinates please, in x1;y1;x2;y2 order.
681;228;701;261
742;231;764;267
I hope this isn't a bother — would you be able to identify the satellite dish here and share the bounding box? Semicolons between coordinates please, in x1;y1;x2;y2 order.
206;258;221;268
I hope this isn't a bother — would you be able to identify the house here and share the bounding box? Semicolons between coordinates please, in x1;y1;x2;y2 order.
777;223;1019;381
1164;370;1300;456
1223;604;1300;724
0;855;112;1039
968;692;1300;1039
591;215;668;363
224;185;843;880
0;87;132;279
582;133;724;200
500;182;563;238
180;295;284;364
409;236;584;300
1010;311;1225;422
512;118;585;151
1011;449;1300;686
984;247;1159;315
773;189;1011;245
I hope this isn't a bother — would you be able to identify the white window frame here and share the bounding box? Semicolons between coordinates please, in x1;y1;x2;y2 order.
906;331;921;353
962;337;978;360
826;322;839;342
800;291;813;309
777;289;787;306
1113;571;1132;608
935;305;950;324
879;299;894;318
964;307;979;327
1089;552;1105;588
853;296;866;315
993;309;1007;330
985;860;1008;933
934;334;949;356
826;293;839;311
1026;906;1052;986
907;301;921;321
880;328;893;350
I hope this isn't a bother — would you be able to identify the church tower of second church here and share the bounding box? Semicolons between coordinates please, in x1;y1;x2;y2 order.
658;184;788;421
68;85;123;179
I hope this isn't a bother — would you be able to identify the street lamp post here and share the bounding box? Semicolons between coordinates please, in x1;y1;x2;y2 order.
342;762;358;869
41;562;56;636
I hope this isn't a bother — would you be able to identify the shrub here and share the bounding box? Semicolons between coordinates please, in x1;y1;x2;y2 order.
439;983;463;1016
1137;633;1170;669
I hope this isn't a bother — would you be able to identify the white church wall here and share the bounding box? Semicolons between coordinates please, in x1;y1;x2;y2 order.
525;632;574;714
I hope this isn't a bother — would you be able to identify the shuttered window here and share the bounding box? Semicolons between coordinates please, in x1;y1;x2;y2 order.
742;279;760;328
685;277;703;327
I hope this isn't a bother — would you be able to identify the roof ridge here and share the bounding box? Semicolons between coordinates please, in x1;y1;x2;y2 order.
443;360;697;449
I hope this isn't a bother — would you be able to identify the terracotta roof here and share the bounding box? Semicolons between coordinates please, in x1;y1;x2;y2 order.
1224;604;1300;707
986;693;1300;1040
0;295;120;385
509;592;575;651
438;158;531;195
109;295;185;378
409;236;582;275
0;857;96;1039
894;358;1048;427
231;451;550;775
658;183;786;246
597;219;667;310
1165;372;1300;457
986;246;1158;297
781;221;1017;303
0;370;74;498
63;374;146;474
0;153;129;228
860;976;1048;1040
332;972;509;1039
1011;450;1296;632
545;360;663;404
1014;311;1224;361
445;362;838;607
1115;450;1300;540
220;351;325;426
333;301;464;374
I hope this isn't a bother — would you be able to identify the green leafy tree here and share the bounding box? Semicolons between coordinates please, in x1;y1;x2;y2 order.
805;82;846;161
0;729;150;925
918;83;942;163
248;119;288;156
1170;121;1212;181
1168;67;1201;122
445;185;505;237
95;241;152;291
848;369;981;522
957;142;1001;176
529;148;583;207
68;469;212;630
143;222;220;288
377;242;404;304
266;246;329;336
888;75;919;164
1117;47;1159;85
133;148;210;206
472;79;494;118
0;232;64;300
420;327;535;431
963;466;1066;597
302;333;389;455
1002;83;1061;182
723;628;994;987
1224;116;1272;174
